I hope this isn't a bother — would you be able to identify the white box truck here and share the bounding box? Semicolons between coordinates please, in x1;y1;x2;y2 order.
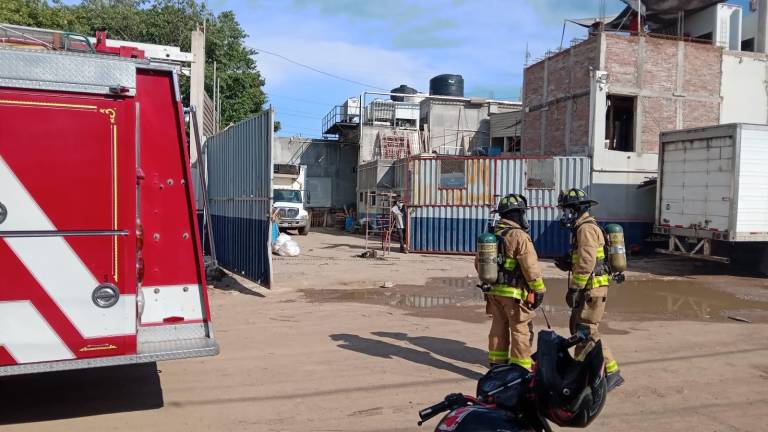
273;164;310;235
654;123;768;272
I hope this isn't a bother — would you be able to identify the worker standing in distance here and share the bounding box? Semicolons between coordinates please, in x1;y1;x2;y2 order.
391;197;407;253
556;188;625;391
484;194;545;369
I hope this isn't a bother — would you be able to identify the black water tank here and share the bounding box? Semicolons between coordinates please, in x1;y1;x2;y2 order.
390;84;418;102
429;74;464;97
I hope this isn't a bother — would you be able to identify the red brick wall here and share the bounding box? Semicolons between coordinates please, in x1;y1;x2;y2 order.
639;97;677;153
570;95;590;155
605;34;638;87
544;102;567;155
571;40;600;90
523;33;723;157
523;62;545;107
684;42;722;96
643;37;678;94
603;33;722;154
682;100;720;129
522;110;541;154
521;37;598;156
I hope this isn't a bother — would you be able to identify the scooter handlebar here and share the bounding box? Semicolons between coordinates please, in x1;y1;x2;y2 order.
418;400;448;424
562;329;589;349
418;393;467;426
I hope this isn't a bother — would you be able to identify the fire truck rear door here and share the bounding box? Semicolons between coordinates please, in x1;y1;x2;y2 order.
0;90;137;366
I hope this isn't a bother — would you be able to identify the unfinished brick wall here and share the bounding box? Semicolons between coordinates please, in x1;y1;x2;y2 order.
521;36;598;156
682;100;720;129
522;32;723;157
638;97;677;153
604;33;722;153
684;42;722;96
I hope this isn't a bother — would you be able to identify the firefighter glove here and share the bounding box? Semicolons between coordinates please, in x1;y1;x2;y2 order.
565;288;583;309
554;254;572;272
530;292;544;310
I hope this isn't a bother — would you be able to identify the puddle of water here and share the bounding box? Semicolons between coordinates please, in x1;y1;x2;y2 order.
302;277;768;324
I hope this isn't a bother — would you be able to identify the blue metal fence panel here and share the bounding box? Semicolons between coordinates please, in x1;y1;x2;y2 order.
410;206;488;254
409;205;570;257
206;110;273;286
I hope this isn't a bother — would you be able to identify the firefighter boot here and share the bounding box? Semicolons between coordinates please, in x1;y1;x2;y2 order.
606;370;625;392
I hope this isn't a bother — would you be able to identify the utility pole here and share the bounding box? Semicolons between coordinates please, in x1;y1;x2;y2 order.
189;26;206;164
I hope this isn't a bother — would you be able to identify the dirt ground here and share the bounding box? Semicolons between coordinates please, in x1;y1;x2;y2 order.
2;229;767;431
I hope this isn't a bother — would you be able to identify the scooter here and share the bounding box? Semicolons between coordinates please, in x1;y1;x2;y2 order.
417;329;607;432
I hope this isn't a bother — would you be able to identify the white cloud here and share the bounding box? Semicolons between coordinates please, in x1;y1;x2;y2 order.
249;36;439;92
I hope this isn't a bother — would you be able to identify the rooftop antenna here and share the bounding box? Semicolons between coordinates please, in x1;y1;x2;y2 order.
560;20;566;50
524;42;531;66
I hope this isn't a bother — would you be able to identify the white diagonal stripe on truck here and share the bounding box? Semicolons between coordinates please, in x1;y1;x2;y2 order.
0;155;136;338
0;301;74;363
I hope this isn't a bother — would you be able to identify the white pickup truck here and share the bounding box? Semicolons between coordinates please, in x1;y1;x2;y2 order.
273;164;310;235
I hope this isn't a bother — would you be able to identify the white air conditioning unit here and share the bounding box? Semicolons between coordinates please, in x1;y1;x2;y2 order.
685;3;743;50
341;97;360;122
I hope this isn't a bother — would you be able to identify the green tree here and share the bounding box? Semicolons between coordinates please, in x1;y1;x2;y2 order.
0;0;266;125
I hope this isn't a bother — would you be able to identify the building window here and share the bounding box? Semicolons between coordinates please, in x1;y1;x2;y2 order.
526;159;555;189
506;137;522;154
605;95;636;152
742;38;755;52
439;160;466;189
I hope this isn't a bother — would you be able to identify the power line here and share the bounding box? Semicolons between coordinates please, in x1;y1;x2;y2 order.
252;47;388;91
277;108;323;117
276;112;319;120
267;92;336;107
278;124;322;133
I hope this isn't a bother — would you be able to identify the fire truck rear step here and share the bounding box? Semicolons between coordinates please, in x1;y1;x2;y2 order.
0;337;219;377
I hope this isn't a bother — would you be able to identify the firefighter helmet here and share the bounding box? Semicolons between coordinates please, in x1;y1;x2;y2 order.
558;189;596;229
496;194;528;215
557;188;598;208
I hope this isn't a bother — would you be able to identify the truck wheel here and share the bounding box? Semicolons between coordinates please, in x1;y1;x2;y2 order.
299;225;310;236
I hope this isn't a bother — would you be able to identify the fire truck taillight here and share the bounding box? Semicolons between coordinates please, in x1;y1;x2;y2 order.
137;284;145;318
136;221;144;252
137;254;145;282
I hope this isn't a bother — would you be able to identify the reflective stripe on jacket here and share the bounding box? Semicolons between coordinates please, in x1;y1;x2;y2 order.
570;213;609;291
490;219;546;298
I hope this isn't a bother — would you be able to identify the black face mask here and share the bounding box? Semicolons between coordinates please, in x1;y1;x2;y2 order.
560;207;587;230
503;211;530;232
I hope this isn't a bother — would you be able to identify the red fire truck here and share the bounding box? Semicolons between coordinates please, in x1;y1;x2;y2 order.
0;24;218;375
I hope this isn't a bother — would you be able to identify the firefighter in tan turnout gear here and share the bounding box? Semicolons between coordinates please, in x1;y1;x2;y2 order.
481;194;546;369
556;188;625;391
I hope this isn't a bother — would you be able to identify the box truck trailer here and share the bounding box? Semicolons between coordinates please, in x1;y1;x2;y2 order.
654;123;768;273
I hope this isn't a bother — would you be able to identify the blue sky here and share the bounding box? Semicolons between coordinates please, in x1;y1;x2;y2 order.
187;1;747;137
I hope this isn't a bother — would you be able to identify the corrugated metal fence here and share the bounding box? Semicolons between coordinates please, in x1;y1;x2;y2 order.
206;110;273;286
403;156;591;257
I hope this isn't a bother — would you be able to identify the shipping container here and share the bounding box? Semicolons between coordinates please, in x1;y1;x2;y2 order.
401;156;591;256
655;123;768;269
